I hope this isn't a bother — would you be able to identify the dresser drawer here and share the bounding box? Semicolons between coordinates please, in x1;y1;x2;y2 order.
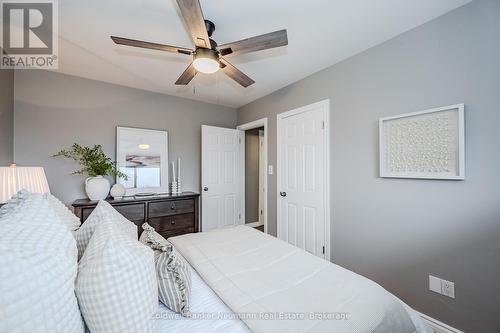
148;213;194;233
148;199;194;217
81;203;146;223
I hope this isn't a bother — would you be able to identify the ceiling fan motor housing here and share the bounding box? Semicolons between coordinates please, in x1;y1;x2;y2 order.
194;48;219;62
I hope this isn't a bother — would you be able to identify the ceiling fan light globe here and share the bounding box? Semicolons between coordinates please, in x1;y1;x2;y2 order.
193;48;220;74
193;57;219;74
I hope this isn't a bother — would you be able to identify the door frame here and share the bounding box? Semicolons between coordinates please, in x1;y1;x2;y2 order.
237;118;268;234
258;129;265;225
276;99;331;260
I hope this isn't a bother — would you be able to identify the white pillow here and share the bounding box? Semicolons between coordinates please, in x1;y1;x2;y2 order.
0;193;84;333
74;200;137;259
76;221;158;333
0;189;31;218
45;193;81;233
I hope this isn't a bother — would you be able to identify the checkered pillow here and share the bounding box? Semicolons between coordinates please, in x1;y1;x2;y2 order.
74;200;137;259
76;221;158;333
140;223;192;316
44;193;81;234
0;193;84;333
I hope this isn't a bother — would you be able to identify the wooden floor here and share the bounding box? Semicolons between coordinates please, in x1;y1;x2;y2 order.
254;225;264;232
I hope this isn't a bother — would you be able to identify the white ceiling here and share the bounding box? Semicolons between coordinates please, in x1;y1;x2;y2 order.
56;0;471;108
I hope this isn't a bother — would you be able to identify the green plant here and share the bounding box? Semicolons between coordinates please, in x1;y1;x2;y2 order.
53;143;127;180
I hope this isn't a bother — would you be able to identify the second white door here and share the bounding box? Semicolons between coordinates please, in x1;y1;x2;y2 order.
201;125;243;231
277;100;329;259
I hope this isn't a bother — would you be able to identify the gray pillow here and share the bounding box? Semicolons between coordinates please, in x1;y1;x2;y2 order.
140;223;192;316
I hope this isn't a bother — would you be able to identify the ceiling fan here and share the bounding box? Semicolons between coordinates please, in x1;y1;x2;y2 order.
111;0;288;88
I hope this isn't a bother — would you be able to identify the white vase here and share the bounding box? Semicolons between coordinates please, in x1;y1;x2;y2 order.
85;176;110;200
110;183;126;200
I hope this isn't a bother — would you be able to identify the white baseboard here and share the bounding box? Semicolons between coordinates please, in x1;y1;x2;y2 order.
245;221;264;228
417;311;464;333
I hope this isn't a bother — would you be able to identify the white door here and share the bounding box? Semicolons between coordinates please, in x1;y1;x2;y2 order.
277;100;330;259
201;125;243;231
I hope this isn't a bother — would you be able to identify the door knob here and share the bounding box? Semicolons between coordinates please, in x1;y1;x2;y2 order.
203;187;208;191
280;191;287;197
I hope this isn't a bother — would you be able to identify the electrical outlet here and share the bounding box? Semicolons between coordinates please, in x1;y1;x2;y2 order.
441;279;455;299
268;165;273;175
429;275;455;299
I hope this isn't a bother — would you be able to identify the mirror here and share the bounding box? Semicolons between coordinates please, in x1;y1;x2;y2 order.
116;127;168;195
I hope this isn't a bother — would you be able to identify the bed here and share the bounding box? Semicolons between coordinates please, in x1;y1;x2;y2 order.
162;225;431;333
0;192;430;333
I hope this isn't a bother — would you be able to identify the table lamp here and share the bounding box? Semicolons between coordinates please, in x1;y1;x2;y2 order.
0;164;50;204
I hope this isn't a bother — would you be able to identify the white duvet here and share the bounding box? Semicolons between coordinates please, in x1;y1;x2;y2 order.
169;226;421;333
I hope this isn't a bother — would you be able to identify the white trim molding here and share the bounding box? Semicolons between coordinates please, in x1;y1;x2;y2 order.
237;118;269;234
417;311;465;333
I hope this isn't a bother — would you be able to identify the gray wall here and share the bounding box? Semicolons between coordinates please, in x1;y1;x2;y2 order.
245;128;261;223
14;70;237;203
237;1;500;332
0;68;14;165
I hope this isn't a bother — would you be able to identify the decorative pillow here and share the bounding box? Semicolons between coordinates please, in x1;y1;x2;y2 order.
76;221;158;333
140;223;192;316
0;193;84;333
45;193;81;233
139;222;171;251
74;200;137;259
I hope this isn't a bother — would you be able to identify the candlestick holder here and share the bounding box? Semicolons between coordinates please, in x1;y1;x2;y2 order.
169;181;181;194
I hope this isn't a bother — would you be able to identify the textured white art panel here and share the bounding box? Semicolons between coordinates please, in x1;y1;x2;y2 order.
379;104;464;179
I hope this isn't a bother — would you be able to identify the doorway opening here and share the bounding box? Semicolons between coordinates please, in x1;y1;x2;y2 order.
243;127;265;231
237;118;268;233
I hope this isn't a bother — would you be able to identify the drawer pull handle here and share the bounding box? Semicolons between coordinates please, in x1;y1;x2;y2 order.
170;204;176;210
170;221;176;225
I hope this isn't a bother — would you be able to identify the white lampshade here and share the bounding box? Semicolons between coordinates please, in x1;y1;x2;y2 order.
0;165;50;203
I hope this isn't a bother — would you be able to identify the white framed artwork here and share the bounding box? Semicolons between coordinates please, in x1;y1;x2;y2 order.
379;104;465;180
116;127;169;195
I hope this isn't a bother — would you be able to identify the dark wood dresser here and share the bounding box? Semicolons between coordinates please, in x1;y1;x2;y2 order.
72;192;200;239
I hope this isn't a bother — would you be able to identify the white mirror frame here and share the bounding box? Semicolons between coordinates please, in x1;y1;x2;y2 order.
116;126;169;195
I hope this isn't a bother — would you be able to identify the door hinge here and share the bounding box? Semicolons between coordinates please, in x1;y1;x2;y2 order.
239;137;242;144
238;214;241;220
322;246;325;254
321;120;325;129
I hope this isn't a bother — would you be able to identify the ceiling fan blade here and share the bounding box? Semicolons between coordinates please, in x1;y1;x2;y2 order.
217;29;288;57
175;0;211;49
220;59;255;88
111;36;193;55
175;63;197;85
